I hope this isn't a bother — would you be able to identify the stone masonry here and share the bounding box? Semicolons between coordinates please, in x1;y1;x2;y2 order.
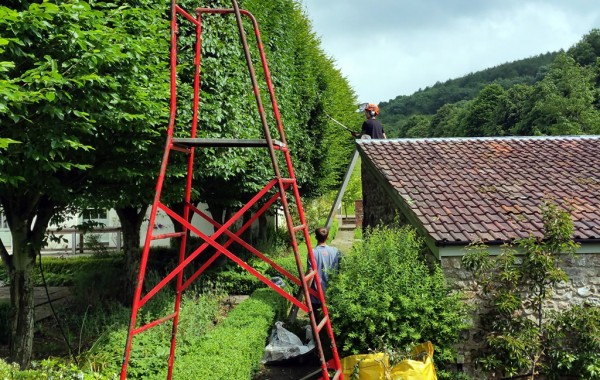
442;253;600;373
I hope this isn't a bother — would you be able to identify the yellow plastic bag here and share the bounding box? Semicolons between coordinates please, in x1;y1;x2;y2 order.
341;353;389;380
391;342;437;380
340;342;437;380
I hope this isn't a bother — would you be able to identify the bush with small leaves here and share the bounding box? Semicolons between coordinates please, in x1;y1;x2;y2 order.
327;224;469;368
545;304;600;379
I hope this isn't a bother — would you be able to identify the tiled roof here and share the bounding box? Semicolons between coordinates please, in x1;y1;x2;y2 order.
357;136;600;245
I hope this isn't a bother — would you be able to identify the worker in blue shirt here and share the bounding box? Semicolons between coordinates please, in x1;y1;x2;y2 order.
307;227;341;310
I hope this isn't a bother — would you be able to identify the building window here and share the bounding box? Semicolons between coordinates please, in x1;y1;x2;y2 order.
82;209;108;222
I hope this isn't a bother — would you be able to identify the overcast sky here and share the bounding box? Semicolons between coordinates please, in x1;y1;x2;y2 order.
300;0;600;104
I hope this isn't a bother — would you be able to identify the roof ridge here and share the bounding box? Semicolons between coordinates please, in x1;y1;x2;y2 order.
357;135;600;144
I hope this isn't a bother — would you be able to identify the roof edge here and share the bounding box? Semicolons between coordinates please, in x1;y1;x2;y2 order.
356;135;600;145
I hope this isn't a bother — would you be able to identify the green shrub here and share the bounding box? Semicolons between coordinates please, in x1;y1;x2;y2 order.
207;267;263;294
545;304;600;379
83;290;223;379
0;358;106;379
0;255;124;287
72;262;127;308
327;225;469;366
173;288;287;379
84;234;110;257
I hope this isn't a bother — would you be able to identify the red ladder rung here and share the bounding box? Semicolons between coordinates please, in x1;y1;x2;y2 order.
293;224;306;232
304;269;317;283
133;312;177;335
280;178;295;184
317;315;329;333
151;232;186;240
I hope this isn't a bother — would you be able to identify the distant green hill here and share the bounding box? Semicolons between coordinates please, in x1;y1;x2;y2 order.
378;52;558;135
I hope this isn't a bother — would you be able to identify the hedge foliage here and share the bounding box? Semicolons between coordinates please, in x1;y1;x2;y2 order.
0;287;287;379
0;255;123;287
173;288;287;379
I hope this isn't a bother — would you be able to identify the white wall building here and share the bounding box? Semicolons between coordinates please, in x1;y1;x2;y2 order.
0;203;215;254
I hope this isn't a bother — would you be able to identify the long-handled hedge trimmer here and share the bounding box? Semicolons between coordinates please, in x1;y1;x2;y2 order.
325;112;358;136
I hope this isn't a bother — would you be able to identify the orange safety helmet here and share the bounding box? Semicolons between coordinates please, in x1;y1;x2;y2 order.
364;103;379;116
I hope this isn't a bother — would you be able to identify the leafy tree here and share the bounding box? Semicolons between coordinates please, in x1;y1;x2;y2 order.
500;84;535;136
463;84;508;137
519;53;600;136
568;29;600;67
428;101;467;137
77;1;169;299
394;114;431;138
463;202;579;378
0;1;168;367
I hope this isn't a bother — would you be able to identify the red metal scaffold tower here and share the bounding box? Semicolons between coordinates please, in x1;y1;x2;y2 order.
120;1;344;379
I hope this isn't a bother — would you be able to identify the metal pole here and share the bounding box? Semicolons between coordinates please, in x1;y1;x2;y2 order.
326;149;360;229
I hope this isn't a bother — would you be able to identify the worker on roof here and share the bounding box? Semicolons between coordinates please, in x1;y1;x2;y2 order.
353;103;387;139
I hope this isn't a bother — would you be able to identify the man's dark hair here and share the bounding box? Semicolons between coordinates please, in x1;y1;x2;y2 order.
315;227;329;244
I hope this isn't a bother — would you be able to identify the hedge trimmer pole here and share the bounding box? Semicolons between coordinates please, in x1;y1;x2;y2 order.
325;112;358;136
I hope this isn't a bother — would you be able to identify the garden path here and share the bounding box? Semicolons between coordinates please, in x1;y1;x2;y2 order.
254;215;357;380
0;286;73;322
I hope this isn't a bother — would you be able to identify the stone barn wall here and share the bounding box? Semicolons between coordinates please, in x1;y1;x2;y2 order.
441;253;600;375
361;160;405;229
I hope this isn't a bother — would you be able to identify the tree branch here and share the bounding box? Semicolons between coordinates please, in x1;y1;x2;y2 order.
29;195;63;257
0;238;12;270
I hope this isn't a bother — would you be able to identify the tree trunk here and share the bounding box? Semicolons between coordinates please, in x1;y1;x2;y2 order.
0;194;57;369
115;205;148;303
8;222;36;368
9;266;35;369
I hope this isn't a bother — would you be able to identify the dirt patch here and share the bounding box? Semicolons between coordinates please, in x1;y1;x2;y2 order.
254;354;322;380
0;286;73;322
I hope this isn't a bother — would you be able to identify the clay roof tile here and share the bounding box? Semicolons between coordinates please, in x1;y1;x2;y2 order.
358;136;600;245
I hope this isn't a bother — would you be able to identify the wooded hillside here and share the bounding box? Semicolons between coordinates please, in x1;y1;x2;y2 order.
379;29;600;138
